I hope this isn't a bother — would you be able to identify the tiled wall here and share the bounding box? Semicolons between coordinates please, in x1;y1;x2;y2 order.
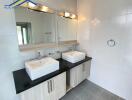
77;0;132;100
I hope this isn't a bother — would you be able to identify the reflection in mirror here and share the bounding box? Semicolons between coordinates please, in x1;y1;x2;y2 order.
16;22;31;45
57;16;77;42
15;7;56;46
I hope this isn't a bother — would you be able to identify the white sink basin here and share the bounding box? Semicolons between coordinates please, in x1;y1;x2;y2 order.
25;57;59;80
62;51;86;63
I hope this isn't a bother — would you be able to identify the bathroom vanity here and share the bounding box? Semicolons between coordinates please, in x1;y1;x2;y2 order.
13;56;92;100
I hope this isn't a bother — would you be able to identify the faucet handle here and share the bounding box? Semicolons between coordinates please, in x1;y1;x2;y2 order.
36;51;42;59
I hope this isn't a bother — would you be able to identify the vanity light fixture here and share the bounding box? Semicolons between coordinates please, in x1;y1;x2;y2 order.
22;4;54;13
39;6;54;13
5;0;54;13
58;12;77;19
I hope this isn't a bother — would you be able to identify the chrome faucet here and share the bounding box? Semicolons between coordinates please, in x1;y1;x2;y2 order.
56;51;62;58
38;51;41;57
37;51;47;59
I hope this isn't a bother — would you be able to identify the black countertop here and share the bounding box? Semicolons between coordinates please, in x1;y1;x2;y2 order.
13;56;92;94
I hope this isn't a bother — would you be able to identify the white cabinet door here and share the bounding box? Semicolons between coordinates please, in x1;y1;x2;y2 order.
49;79;57;100
70;65;83;88
70;66;78;88
48;72;66;100
76;64;83;85
20;81;50;100
82;61;91;80
54;72;66;99
70;61;91;88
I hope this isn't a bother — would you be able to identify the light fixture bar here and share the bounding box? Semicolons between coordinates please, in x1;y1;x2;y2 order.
5;0;76;18
5;0;54;13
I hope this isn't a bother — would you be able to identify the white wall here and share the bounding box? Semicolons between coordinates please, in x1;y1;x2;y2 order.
0;0;77;100
77;0;132;100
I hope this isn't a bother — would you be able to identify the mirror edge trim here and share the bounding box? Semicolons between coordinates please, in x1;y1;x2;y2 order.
19;40;78;52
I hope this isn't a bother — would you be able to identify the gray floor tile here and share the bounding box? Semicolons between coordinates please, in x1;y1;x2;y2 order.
99;91;120;100
77;90;98;100
61;80;124;100
61;91;79;100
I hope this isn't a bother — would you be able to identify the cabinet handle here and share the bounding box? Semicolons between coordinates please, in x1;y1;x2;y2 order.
52;80;54;91
48;81;50;93
82;64;85;72
50;80;52;92
47;79;55;93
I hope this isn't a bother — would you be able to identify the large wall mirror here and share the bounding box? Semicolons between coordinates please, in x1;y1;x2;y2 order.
15;7;56;46
57;16;77;42
14;7;77;51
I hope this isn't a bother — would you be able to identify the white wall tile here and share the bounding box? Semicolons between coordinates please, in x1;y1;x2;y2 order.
78;0;132;100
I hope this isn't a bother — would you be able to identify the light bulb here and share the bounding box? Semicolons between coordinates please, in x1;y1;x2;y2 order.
41;6;49;12
28;2;36;8
71;14;76;19
64;12;70;17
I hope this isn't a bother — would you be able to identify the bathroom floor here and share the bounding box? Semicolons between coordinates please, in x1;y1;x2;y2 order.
61;80;124;100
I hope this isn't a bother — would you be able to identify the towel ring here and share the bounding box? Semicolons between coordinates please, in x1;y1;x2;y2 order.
107;39;116;47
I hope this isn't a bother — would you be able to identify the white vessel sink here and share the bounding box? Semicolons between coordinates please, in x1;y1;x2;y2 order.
25;57;59;80
62;51;86;63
